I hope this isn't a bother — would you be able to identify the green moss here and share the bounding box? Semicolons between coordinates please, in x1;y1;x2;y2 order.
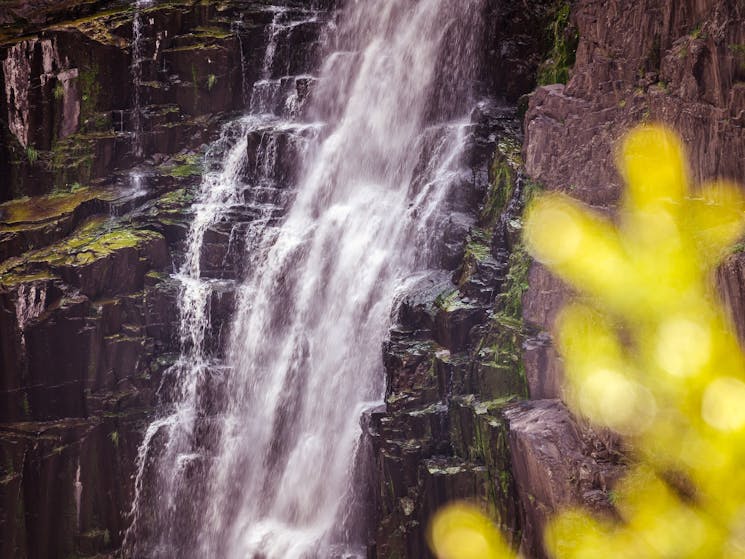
483;157;513;226
193;26;232;40
157;188;194;206
50;224;151;261
482;138;523;227
78;63;101;119
435;289;476;312
50;131;115;187
162;153;203;178
140;80;166;89
729;44;745;71
0;186;109;226
498;469;511;498
690;25;706;41
0;217;162;284
51;6;133;46
26;146;39;165
145;270;169;282
502;244;531;320
53;81;65;100
0;270;58;289
458;228;494;285
655;80;670;94
449;398;521;544
536;2;578;86
497;137;522;167
467;228;492;259
522;178;543;207
471;312;529;401
169;163;201;178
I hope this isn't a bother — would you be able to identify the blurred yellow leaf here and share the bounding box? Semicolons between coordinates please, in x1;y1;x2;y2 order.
429;503;514;559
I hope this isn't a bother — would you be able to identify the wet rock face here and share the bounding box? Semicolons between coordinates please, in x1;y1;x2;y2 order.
0;191;185;556
0;0;322;201
0;1;332;557
480;0;558;102
0;417;146;559
368;2;582;556
0;28;132;199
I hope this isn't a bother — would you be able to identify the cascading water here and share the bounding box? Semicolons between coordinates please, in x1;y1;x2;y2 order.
125;0;488;557
232;17;250;107
14;283;46;349
131;0;152;158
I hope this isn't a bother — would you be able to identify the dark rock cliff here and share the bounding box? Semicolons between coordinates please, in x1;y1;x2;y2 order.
518;0;745;557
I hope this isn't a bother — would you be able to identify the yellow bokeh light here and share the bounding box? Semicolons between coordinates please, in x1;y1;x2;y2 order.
429;503;514;559
655;316;712;378
578;368;656;434
621;125;688;208
702;377;745;432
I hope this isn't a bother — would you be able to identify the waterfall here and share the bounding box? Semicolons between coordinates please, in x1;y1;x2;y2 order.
74;461;83;533
15;283;47;349
131;0;152;158
232;17;250;107
125;0;487;557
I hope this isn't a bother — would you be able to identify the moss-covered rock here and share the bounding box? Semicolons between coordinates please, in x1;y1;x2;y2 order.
535;2;579;86
1;217;169;298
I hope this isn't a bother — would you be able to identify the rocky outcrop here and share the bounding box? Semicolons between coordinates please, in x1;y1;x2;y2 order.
367;2;605;557
0;182;190;557
525;1;745;207
523;0;745;414
518;0;745;556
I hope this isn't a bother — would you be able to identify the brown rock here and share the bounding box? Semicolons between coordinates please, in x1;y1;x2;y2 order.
505;400;625;559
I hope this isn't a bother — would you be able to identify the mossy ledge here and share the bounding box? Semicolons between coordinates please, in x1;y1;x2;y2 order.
0;216;165;290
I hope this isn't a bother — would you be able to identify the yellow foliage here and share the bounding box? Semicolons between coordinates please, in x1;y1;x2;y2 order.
429;504;516;559
429;124;745;558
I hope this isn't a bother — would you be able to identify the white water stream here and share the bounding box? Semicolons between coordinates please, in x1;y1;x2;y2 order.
125;1;486;557
131;0;152;158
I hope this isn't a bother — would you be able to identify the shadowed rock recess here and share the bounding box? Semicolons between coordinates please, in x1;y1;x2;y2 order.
0;0;740;558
